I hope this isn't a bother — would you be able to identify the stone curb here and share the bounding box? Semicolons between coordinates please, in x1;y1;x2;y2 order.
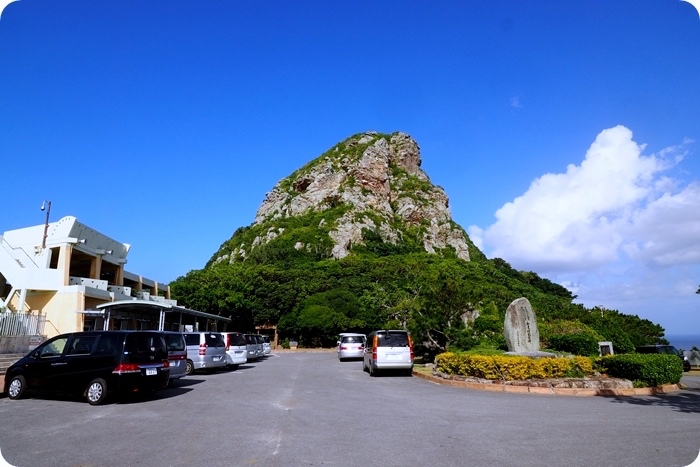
412;371;682;397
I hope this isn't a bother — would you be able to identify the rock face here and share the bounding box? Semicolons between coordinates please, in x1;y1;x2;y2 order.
503;297;540;353
212;131;474;264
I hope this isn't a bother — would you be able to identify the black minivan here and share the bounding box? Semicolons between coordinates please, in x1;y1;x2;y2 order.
635;345;691;372
4;331;170;405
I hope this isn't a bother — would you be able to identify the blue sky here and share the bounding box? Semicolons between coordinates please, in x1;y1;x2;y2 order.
1;1;699;336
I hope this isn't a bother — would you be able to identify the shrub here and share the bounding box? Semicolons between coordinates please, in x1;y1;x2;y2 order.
590;323;635;354
472;314;501;334
599;354;683;386
434;352;596;381
547;330;601;356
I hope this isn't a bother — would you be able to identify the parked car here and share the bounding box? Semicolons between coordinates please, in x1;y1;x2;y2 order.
220;331;248;369
261;335;272;355
245;334;262;360
363;330;414;376
635;345;691;372
337;333;366;361
161;331;188;383
4;331;170;405
183;332;227;375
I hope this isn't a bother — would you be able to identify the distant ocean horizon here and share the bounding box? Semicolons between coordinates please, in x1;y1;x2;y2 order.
665;335;700;351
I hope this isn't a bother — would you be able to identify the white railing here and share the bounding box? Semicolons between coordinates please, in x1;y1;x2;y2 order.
0;312;46;336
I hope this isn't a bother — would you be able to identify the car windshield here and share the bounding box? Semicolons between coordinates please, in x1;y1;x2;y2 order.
377;332;409;347
659;346;681;356
124;333;167;363
341;336;364;344
165;334;185;351
205;333;224;347
228;334;247;346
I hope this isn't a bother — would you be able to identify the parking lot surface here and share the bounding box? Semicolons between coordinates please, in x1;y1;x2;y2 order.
0;352;698;466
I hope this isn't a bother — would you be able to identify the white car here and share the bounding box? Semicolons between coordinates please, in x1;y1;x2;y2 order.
337;333;366;361
220;332;248;369
261;335;272;355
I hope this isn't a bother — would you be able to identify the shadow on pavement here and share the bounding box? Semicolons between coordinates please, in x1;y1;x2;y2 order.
607;388;700;414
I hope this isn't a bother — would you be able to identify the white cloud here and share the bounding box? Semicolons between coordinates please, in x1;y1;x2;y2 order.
622;181;700;266
468;125;699;334
468;125;694;271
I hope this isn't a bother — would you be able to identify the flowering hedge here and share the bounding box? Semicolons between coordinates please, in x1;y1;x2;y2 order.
434;352;594;380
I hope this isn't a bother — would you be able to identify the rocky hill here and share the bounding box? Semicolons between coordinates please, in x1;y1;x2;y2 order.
174;131;666;352
211;131;478;265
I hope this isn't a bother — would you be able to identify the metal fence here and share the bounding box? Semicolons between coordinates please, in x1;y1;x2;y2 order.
0;312;46;336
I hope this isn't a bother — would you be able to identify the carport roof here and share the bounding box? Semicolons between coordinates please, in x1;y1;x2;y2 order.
95;300;231;322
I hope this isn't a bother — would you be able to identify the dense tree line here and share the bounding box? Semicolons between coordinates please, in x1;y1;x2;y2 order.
170;249;667;356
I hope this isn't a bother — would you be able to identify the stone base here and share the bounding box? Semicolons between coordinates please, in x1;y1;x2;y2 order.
414;370;682;397
503;351;557;358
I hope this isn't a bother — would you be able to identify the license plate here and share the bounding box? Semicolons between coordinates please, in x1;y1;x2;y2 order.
145;368;157;376
387;354;402;361
213;356;221;361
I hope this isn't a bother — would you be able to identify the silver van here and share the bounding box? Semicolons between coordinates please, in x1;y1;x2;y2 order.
363;330;414;376
245;333;262;360
183;332;227;375
162;332;188;383
220;332;248;369
261;335;272;356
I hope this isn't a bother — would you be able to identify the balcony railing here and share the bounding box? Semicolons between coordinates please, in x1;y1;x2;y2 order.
0;311;46;336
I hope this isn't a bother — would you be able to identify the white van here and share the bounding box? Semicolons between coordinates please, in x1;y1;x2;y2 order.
220;332;248;369
362;330;414;376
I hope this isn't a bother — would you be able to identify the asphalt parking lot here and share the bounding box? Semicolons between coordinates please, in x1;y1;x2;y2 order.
0;352;698;467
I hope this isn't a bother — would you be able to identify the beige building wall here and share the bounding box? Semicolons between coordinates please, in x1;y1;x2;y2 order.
43;291;85;338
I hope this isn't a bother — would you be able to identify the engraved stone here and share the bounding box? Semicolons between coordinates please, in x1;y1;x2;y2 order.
503;297;540;353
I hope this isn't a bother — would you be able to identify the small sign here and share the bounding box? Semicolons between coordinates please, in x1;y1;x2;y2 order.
598;341;614;356
29;336;43;345
28;335;44;352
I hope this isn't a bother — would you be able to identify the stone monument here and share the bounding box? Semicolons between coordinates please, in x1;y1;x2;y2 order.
503;297;540;353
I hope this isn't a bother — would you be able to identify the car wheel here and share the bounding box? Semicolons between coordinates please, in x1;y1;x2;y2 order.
185;360;195;375
7;375;26;400
86;378;107;405
369;364;377;377
229;364;239;371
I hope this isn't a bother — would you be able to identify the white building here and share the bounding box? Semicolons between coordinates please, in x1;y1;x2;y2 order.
0;216;228;345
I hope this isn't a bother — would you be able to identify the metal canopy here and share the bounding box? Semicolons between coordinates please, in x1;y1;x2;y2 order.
93;300;231;331
96;300;172;311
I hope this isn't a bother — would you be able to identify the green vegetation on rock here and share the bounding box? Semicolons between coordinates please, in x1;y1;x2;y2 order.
171;131;669;354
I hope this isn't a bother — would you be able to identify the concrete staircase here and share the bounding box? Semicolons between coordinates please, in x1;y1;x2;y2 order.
0;354;23;375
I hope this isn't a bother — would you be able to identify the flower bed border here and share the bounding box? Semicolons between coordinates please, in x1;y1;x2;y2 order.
413;369;681;397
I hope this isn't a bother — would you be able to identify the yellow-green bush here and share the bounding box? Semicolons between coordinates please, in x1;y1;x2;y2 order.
434;352;596;381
